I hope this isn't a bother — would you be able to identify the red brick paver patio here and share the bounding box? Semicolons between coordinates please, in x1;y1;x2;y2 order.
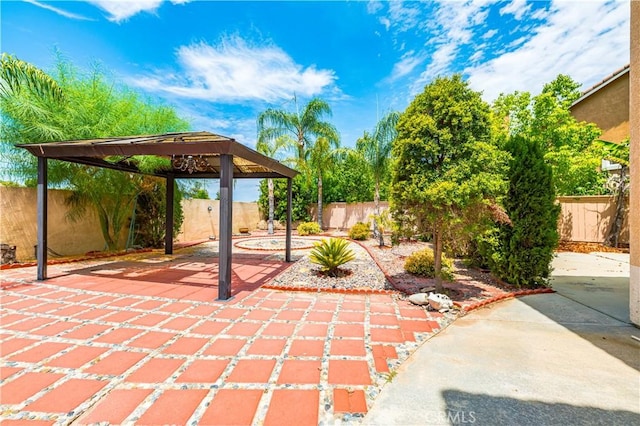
1;247;446;425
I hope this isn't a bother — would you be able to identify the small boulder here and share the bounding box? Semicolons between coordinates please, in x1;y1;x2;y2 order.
427;293;453;312
408;293;430;305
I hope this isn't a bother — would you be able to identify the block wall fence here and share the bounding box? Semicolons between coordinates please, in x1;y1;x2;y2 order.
0;187;628;262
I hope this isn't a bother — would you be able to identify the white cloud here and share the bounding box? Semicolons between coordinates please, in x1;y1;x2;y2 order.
466;0;629;101
367;0;383;15
130;36;337;103
25;0;93;20
499;0;531;21
388;51;425;82
87;0;190;22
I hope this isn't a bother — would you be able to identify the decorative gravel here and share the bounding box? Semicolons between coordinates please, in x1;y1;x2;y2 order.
269;240;395;292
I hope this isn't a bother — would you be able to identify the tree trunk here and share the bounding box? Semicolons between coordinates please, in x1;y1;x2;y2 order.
267;178;274;234
374;181;384;246
433;229;444;293
605;166;628;247
317;174;323;229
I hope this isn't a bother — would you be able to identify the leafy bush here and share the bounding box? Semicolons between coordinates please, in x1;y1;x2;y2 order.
404;248;454;281
349;222;370;240
309;238;356;277
297;221;321;236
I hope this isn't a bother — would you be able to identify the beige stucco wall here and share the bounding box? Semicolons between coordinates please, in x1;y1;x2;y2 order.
570;70;629;143
0;187;262;262
175;199;260;242
0;187;108;262
629;0;639;326
312;202;390;230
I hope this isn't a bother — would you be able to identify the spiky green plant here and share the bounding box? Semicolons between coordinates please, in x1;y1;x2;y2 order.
309;238;355;277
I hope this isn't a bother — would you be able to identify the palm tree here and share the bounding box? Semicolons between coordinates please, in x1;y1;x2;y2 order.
308;136;338;229
256;136;288;234
1;53;64;101
257;96;339;166
356;111;399;215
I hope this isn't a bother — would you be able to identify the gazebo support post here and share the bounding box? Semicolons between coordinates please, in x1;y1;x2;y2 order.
165;173;174;255
36;157;48;280
218;154;233;300
285;177;293;262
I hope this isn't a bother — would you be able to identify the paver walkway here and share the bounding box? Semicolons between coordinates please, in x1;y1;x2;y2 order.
1;247;446;425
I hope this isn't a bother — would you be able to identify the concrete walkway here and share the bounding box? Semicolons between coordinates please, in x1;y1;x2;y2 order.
364;252;639;426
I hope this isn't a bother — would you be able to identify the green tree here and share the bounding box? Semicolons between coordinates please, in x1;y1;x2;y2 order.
257;96;339;164
256;136;287;234
257;175;313;223
183;180;209;199
391;75;508;292
323;148;375;203
1;55;189;250
495;136;560;287
491;75;605;195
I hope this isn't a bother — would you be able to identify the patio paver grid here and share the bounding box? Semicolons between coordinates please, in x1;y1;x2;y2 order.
1;249;448;425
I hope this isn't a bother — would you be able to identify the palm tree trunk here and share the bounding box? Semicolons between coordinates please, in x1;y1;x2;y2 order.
317;174;323;229
267;178;275;234
605;166;627;247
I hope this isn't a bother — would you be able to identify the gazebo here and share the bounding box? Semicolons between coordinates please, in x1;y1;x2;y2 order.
17;131;298;301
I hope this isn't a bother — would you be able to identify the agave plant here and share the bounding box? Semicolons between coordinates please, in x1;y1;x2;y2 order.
309;238;355;277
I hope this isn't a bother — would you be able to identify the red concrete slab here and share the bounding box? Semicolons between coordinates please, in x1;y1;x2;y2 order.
399;319;435;333
137;389;207;425
0;366;22;381
108;297;141;307
275;309;305;321
0;372;64;404
73;308;114;320
24;378;107;413
199;389;262;426
333;388;368;413
215;308;247;320
263;323;296;337
399;307;428;319
100;310;141;323
4;317;52;332
1;420;55;426
342;301;366;311
202;338;246;356
128;331;174;349
260;299;286;309
246;309;275;320
79;388;153;424
370;327;406;343
47;346;109;369
370;303;396;314
161;316;199;331
176;359;229;383
0;337;39;357
31;321;79;337
328;360;372;385
163;337;208;355
288;339;325;357
337;311;365;322
226;322;262;336
84;351;147;375
192;320;231;335
27;302;66;314
334;324;365;338
158;302;193;314
264;389;319;426
186;304;218;316
63;324;112;341
306;311;334;322
330;339;366;356
126;358;184;383
298;323;328;338
93;327;140;344
129;313;170;327
7;342;70;363
51;305;88;317
370;314;400;327
247;338;287;356
133;300;165;310
227;359;276;383
277;359;321;384
287;300;312;309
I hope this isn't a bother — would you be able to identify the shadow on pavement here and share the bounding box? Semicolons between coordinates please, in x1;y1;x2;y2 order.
441;389;640;425
520;294;640;371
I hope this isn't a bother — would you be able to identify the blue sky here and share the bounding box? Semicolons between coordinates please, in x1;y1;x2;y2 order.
1;0;630;201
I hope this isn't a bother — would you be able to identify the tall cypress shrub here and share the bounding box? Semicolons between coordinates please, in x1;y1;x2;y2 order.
496;136;560;288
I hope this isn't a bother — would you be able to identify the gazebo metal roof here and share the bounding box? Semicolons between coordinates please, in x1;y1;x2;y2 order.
17;131;298;179
18;131;297;301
